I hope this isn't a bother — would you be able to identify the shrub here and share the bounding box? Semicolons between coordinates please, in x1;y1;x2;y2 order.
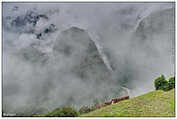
45;107;78;117
168;77;175;90
154;75;169;91
79;106;92;114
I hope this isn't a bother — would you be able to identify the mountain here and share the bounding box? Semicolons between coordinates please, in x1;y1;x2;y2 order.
53;27;112;82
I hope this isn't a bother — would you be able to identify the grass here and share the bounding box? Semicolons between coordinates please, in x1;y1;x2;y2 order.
81;89;175;117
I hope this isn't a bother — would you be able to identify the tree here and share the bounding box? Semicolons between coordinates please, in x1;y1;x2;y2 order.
168;76;175;90
154;75;169;91
44;107;78;117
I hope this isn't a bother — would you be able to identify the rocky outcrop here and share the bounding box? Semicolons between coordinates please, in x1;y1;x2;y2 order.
94;96;129;110
53;27;112;81
4;10;48;33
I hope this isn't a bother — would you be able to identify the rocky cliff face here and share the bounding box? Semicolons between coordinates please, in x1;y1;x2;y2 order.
53;27;111;82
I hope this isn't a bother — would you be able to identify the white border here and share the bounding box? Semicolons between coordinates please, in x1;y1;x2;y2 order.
1;0;176;2
0;1;176;119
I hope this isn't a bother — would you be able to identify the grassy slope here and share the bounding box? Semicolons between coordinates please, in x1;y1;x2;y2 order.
81;89;175;117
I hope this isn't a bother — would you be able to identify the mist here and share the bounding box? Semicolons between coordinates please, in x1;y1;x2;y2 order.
2;2;175;114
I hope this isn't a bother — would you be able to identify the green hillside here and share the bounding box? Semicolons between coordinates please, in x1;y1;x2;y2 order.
81;89;175;117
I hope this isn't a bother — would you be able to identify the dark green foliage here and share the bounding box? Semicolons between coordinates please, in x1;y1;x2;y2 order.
154;75;175;91
44;107;78;117
168;77;175;90
79;106;93;114
154;75;169;91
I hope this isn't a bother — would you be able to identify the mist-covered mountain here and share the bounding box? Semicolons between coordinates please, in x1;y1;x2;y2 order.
53;26;112;82
2;3;175;115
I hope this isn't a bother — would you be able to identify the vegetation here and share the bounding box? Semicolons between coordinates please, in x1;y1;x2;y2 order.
154;75;175;91
16;75;175;117
154;75;169;91
168;77;175;90
81;89;175;117
43;107;78;117
79;106;93;114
